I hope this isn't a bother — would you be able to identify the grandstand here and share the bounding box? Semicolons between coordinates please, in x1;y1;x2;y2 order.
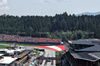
0;34;61;45
62;39;100;66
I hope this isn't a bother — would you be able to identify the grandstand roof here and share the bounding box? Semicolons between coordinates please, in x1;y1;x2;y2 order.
68;39;100;62
75;44;100;52
70;52;100;62
69;39;100;45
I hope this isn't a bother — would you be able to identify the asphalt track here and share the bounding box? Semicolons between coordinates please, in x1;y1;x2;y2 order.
40;49;56;66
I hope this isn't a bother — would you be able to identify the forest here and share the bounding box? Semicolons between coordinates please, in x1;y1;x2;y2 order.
0;12;100;41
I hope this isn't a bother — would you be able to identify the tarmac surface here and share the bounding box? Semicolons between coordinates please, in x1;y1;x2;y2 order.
39;49;56;66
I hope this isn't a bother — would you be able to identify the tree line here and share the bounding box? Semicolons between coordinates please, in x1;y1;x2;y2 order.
0;12;99;41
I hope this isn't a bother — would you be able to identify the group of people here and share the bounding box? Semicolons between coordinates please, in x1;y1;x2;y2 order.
0;34;61;43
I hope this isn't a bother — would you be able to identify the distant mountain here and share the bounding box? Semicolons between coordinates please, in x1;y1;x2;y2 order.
76;12;100;16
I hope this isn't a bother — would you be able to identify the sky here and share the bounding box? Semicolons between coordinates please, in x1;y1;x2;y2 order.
0;0;100;16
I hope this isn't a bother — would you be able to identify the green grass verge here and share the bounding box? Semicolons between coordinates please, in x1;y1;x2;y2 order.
33;50;37;53
0;46;8;49
33;50;40;56
56;51;61;66
56;51;60;58
37;52;40;55
0;42;47;46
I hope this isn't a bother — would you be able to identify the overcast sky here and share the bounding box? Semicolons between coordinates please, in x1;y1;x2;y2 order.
0;0;100;16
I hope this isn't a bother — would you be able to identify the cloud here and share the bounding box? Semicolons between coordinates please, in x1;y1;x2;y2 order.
0;6;10;10
39;0;70;3
0;0;10;10
0;0;7;5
